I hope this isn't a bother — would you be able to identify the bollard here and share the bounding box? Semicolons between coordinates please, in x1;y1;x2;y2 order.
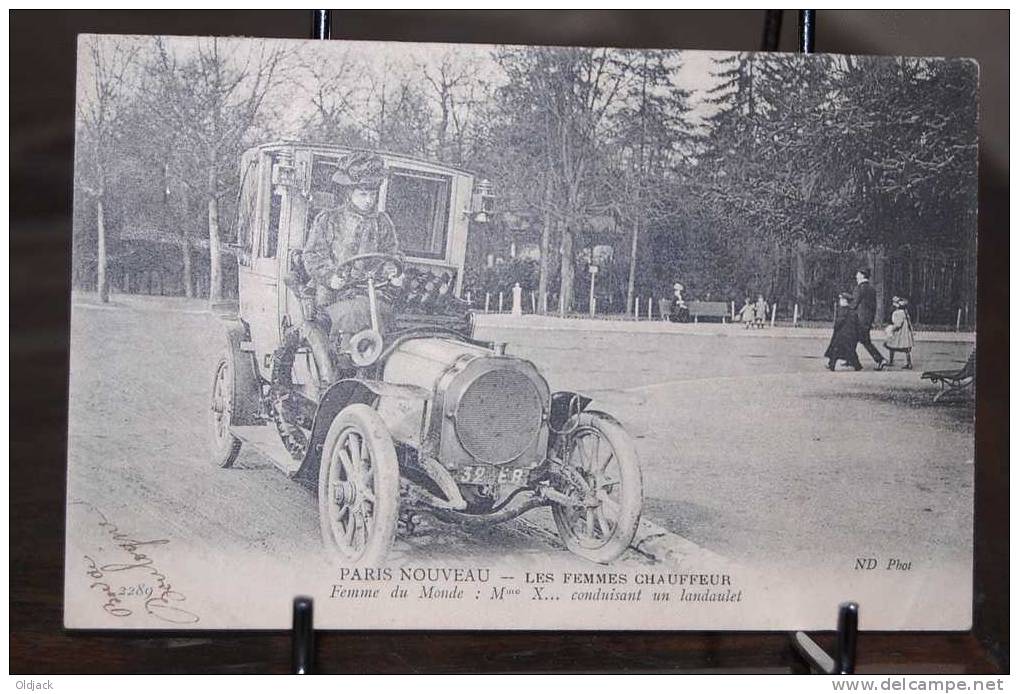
634;296;640;320
793;303;799;327
647;297;653;320
511;283;522;316
771;304;777;328
731;301;736;321
531;291;536;313
485;292;490;313
498;292;504;313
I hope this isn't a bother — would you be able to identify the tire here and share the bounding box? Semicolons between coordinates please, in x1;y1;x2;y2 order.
551;412;643;564
318;404;400;565
209;351;242;468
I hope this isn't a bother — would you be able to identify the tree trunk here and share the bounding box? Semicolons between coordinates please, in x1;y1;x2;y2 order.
207;166;223;303
964;233;976;329
437;91;449;162
537;177;553;314
558;223;575;315
625;214;639;313
870;247;887;325
793;241;808;312
627;58;647;314
182;233;193;299
96;196;109;303
768;239;782;301
377;90;387;148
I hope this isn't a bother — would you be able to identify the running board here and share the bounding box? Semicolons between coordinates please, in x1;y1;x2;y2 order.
231;425;303;477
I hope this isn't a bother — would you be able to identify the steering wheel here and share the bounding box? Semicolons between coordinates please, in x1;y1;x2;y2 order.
331;253;404;291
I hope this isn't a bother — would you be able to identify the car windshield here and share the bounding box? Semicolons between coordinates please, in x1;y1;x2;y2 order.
308;155;451;260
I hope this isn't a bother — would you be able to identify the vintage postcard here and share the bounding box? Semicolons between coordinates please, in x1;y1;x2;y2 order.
65;34;978;630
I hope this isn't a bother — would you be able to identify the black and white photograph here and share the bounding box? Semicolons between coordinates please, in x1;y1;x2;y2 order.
64;33;978;630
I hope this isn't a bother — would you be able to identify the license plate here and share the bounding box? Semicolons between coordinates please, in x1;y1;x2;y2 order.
456;463;531;487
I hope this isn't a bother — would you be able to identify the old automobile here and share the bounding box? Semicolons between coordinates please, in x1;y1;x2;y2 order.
209;141;643;565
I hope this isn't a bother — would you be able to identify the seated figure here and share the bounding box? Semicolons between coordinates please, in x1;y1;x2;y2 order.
301;151;401;362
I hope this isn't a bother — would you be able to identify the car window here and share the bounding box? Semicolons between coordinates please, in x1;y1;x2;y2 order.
304;155;342;240
385;169;451;260
310;155;340;195
234;157;258;264
261;187;281;259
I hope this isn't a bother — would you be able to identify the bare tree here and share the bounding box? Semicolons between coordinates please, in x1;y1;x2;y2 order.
422;50;488;166
497;47;632;314
360;59;432;155
77;35;139;303
143;37;288;303
608;50;693;310
297;44;363;143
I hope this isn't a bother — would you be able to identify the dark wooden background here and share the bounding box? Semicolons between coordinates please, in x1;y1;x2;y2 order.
10;10;1008;674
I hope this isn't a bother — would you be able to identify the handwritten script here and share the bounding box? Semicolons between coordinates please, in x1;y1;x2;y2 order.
70;500;200;625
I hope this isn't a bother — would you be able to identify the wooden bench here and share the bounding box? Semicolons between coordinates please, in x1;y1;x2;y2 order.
658;298;673;321
921;349;975;403
686;301;730;324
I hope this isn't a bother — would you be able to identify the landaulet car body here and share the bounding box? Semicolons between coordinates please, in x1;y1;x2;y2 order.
208;141;643;566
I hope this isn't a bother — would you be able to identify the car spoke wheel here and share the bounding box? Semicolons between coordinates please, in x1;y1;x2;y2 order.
551;412;642;564
318;404;399;565
209;353;242;468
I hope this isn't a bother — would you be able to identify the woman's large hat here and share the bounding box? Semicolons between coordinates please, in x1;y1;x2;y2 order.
331;151;387;189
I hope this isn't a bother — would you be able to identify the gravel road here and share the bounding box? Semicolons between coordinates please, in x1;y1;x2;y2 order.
67;294;973;574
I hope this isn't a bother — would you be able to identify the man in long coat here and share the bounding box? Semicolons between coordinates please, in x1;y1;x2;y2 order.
849;268;887;370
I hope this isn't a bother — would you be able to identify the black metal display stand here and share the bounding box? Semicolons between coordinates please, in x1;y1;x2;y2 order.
292;596;316;674
312;9;331;41
792;603;860;675
289;595;860;675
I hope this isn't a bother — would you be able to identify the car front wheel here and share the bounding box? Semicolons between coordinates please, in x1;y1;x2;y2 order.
318;404;400;565
551;412;643;564
209;352;242;468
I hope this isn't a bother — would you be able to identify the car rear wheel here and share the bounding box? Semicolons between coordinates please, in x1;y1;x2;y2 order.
318;404;400;565
209;352;242;468
551;412;643;564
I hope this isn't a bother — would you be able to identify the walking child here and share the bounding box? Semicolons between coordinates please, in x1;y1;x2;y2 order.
754;294;769;328
884;296;916;369
737;297;755;329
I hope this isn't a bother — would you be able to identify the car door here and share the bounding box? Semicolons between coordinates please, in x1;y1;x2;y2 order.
237;151;281;378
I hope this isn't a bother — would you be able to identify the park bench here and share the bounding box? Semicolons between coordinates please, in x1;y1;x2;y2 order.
658;298;673;321
687;300;730;323
921;349;976;403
